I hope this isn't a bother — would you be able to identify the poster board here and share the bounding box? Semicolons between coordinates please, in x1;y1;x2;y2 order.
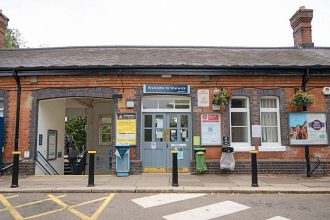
197;89;210;107
201;113;221;145
116;113;137;146
289;112;328;145
47;130;57;160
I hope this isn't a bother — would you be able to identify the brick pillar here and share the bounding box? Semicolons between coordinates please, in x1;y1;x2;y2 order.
290;6;314;48
0;10;9;48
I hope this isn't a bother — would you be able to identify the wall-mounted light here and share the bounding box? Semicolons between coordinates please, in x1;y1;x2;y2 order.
112;94;123;99
30;76;38;84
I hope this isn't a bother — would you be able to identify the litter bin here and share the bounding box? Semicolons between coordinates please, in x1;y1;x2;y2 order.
194;148;207;173
220;146;235;171
115;145;130;176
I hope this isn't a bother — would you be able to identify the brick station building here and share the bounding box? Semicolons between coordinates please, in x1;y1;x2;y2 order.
0;7;329;176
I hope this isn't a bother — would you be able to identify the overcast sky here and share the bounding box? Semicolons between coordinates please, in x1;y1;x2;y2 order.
1;0;330;48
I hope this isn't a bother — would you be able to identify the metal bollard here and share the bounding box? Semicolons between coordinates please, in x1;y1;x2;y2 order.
250;150;258;187
11;151;21;188
171;150;179;187
87;151;96;187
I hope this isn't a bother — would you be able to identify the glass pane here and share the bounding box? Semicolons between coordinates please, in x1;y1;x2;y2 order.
169;116;178;128
262;127;278;142
155;128;163;142
101;124;111;133
175;100;190;109
180;115;188;127
101;117;111;123
144;115;152;127
101;134;112;143
231;127;248;142
261;98;277;108
181;129;188;142
144;129;152;142
0;100;4;109
143;100;157;109
159;100;174;109
231;112;247;126
170;129;177;142
231;99;247;108
155;115;164;128
261;112;277;126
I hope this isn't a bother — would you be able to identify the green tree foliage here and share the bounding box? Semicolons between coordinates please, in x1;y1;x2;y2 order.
65;116;87;151
4;28;25;48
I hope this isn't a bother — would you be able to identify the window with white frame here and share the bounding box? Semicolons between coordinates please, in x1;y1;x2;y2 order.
99;115;112;145
260;97;283;150
0;98;3;117
230;97;251;150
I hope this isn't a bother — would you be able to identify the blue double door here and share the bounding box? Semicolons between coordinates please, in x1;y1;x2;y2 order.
142;113;192;172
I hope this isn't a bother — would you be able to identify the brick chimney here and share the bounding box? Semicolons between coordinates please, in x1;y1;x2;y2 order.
0;9;9;48
290;6;314;48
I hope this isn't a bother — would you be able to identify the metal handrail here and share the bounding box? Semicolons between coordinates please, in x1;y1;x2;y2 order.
0;158;23;175
36;158;51;175
36;151;59;175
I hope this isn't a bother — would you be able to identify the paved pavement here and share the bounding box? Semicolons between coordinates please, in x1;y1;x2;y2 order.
0;173;329;194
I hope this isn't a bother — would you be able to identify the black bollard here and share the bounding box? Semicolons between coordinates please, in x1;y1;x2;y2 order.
11;151;21;188
87;151;96;187
171;150;179;187
305;145;311;177
250;150;258;187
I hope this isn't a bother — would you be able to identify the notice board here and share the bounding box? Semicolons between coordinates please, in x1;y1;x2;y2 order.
116;113;136;146
201;113;221;145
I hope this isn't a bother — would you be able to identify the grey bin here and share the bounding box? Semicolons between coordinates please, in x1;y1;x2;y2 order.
220;147;235;171
115;145;130;176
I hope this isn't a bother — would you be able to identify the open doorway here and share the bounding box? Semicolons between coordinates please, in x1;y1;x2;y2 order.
35;97;114;175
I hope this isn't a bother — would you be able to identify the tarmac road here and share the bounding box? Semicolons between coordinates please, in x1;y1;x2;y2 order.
0;193;329;220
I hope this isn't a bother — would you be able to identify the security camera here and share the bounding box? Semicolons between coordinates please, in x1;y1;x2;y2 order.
322;87;330;95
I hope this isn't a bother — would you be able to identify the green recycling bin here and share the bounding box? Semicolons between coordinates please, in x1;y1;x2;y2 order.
194;148;207;173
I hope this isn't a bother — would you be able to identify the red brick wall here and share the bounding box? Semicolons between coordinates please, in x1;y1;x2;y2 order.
2;74;330;162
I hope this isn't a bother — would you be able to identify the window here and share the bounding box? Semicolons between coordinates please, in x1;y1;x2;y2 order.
230;97;251;151
260;97;284;151
0;98;3;117
142;96;191;112
99;116;112;145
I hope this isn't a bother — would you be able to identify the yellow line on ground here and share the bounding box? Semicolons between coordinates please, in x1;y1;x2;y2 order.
0;194;24;220
16;195;67;209
48;194;90;220
71;197;107;208
24;208;65;220
90;193;116;220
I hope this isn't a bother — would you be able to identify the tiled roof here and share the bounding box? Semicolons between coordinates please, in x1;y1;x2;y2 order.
0;46;330;69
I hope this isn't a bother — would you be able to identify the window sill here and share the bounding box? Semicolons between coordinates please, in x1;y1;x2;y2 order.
231;145;255;152
259;146;286;152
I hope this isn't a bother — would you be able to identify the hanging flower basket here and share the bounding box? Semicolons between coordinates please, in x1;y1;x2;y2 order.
212;88;232;110
290;90;315;107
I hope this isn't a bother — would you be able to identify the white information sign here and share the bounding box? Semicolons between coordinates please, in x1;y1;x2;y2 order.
201;114;221;145
197;90;210;107
252;125;261;138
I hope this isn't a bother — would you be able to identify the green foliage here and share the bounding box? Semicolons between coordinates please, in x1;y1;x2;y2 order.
4;28;25;48
65;116;87;151
212;88;232;107
290;90;315;107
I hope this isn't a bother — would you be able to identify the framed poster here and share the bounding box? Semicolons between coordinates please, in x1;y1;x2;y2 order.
47;130;57;160
197;89;210;107
289;112;328;145
116;113;137;146
201;113;221;145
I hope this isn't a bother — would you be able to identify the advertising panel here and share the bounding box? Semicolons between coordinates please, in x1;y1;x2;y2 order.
289;112;328;145
116;113;136;146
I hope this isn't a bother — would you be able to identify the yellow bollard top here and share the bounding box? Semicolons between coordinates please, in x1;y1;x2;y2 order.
250;150;258;154
12;151;21;155
88;151;97;154
171;150;179;154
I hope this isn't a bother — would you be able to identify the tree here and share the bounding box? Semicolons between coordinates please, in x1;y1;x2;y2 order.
4;28;25;48
65;116;87;152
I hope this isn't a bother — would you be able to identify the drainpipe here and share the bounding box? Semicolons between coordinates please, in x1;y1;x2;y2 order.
302;68;311;177
11;70;21;187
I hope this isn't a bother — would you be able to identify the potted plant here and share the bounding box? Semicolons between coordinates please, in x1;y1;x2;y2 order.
212;88;232;110
290;90;315;107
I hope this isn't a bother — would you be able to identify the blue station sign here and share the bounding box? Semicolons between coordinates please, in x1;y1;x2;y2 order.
143;84;190;94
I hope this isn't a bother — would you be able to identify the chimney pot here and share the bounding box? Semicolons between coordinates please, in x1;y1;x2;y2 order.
290;6;314;48
0;10;9;48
